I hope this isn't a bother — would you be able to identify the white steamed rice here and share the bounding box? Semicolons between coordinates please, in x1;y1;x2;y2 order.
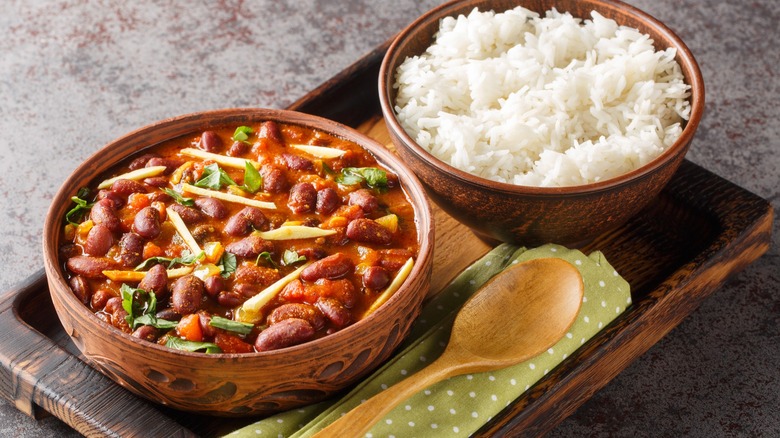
393;6;691;187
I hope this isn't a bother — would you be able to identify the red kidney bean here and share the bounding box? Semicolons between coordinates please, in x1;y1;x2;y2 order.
59;243;82;260
96;189;125;209
234;283;261;299
243;207;269;229
146;191;172;203
146;157;182;174
143;177;169;188
362;266;391;290
90;198;122;233
138;264;168;298
254;318;315;352
128;153;158;170
378;249;414;271
282;153;313;171
346;218;392;245
190;224;217;243
348;189;379;214
316;298;352;329
314;278;357;308
171;275;204;315
261;164;288;193
84;224;114;256
300;253;354;282
217;290;244;307
386;173;399;188
110;179;147;196
66;256;115;279
104;296;123;315
268;303;325;331
225;235;274;258
332;150;359;171
203;275;224;297
194;197;228;219
156;308;181;321
316;188;340;215
169;203;203;224
90;288;115;310
132;325;159;342
224;206;268;236
296;247;326;261
302;217;321;227
199;131;223;152
68;275;91;305
118;232;144;268
227;140;249;157
198;313;217;339
223;214;249;236
287;182;317;214
133;206;161;239
258;121;283;146
111;306;131;333
235;263;281;286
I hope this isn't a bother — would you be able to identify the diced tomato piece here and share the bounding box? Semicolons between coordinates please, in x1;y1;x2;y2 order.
335;204;364;221
176;314;203;342
128;193;151;211
279;279;309;303
143;241;165;259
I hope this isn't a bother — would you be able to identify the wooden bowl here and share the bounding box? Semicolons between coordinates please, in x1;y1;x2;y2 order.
42;108;434;416
379;0;705;246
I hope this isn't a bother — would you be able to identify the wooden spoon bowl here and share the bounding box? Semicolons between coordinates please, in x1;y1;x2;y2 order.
315;257;584;437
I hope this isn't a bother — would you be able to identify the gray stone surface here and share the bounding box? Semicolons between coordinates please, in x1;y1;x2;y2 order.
0;0;777;436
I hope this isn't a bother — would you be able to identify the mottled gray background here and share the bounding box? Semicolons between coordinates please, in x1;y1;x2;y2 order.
1;0;778;436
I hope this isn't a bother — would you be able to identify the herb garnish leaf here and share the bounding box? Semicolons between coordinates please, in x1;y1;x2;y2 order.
209;316;254;335
134;250;204;271
321;161;335;176
164;188;195;206
336;167;388;190
240;160;263;193
165;338;222;354
255;251;277;268
282;249;307;266
65;187;94;225
120;284;176;329
195;163;237;190
217;251;237;278
232;126;254;144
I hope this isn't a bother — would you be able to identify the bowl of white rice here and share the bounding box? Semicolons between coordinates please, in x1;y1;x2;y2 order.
379;0;704;246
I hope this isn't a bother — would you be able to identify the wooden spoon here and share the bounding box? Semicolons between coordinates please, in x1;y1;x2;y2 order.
313;257;584;438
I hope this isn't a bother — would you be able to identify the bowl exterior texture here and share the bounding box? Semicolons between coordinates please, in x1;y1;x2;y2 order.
43;108;434;416
380;0;704;246
386;127;689;246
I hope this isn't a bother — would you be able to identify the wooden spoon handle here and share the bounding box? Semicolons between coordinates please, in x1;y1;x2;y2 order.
312;357;460;438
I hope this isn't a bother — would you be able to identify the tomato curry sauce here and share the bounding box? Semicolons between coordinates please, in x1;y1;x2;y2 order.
59;120;419;354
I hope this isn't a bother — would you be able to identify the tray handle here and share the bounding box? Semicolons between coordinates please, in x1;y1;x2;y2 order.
0;270;195;438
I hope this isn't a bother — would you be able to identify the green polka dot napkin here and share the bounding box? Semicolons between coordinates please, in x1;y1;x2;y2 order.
227;244;631;438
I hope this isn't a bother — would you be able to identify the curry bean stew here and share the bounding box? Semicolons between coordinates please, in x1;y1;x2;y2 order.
59;121;419;354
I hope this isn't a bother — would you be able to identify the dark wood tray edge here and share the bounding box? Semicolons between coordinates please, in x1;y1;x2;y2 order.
475;161;774;436
0;271;198;438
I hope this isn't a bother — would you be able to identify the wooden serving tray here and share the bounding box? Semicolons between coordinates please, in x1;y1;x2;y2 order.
0;41;773;437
